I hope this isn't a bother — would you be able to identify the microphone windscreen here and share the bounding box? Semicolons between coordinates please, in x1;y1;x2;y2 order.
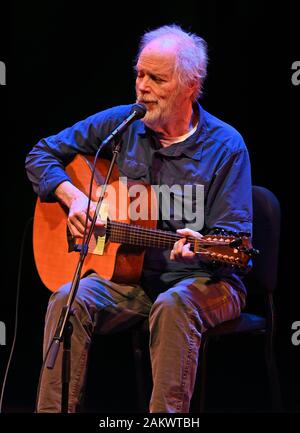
130;103;147;119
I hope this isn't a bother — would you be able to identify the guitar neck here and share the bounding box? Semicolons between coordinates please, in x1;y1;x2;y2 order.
104;220;253;274
107;220;196;250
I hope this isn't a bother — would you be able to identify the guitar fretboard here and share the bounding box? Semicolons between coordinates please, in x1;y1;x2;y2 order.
107;220;197;250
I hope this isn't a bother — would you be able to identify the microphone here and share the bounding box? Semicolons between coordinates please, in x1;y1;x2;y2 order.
102;103;147;146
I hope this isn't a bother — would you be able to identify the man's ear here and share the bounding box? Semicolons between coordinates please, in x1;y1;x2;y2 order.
187;79;199;98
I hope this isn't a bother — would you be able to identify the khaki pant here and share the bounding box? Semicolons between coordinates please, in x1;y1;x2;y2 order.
37;273;245;413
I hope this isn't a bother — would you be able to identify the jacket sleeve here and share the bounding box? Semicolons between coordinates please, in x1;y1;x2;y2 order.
25;106;128;202
204;136;253;236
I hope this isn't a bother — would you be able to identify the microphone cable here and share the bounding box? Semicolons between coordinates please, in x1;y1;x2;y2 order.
0;216;33;413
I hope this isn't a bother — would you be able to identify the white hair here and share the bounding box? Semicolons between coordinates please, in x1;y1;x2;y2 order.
136;24;208;100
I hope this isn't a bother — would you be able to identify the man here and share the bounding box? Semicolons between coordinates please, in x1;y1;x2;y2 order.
26;24;252;413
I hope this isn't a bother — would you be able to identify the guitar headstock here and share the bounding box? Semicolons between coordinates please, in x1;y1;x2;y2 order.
194;230;258;274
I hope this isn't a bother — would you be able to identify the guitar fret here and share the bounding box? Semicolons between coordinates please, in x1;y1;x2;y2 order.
107;221;195;250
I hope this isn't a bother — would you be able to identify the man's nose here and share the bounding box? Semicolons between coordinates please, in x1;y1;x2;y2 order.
137;76;150;92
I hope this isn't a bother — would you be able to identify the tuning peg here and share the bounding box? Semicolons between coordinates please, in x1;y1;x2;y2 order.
238;231;251;237
229;238;242;248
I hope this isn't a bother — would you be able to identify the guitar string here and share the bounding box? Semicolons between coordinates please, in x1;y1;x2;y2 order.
108;233;234;249
105;220;236;244
101;222;242;263
87;221;243;265
88;221;243;264
109;226;203;247
105;221;236;249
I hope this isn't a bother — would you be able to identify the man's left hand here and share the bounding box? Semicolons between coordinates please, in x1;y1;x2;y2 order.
170;228;203;264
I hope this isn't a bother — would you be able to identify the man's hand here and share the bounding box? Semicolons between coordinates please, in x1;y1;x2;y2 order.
55;181;105;238
67;195;105;238
170;228;203;264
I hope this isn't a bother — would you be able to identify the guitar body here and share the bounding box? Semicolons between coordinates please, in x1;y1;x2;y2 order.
33;155;158;292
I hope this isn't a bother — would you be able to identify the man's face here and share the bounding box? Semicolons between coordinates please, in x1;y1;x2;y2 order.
135;41;193;130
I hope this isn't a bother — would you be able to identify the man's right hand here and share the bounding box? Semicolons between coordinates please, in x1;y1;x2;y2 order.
55;181;105;238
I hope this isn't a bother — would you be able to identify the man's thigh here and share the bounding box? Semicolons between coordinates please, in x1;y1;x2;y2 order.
166;276;246;330
77;272;153;334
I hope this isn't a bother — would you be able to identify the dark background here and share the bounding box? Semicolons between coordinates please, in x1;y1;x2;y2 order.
0;0;299;413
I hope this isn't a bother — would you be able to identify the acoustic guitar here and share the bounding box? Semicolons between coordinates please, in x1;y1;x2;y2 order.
33;155;255;292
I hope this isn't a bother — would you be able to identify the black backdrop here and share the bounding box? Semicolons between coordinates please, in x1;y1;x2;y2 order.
1;0;299;413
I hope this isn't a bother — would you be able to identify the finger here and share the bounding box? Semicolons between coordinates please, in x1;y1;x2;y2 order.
170;249;175;261
87;204;96;222
67;221;83;238
76;210;91;228
171;242;197;263
173;238;185;256
87;205;106;228
177;228;192;236
68;214;86;234
174;237;186;248
177;228;203;239
170;247;186;261
182;243;195;257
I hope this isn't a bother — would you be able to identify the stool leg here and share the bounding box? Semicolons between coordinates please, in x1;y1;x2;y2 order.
265;294;283;412
265;330;283;411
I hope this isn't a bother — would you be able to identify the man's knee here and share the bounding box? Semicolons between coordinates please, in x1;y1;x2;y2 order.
150;289;191;320
49;283;69;304
48;282;86;312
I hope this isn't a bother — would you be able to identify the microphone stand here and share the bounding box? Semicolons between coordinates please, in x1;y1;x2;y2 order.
46;138;123;413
